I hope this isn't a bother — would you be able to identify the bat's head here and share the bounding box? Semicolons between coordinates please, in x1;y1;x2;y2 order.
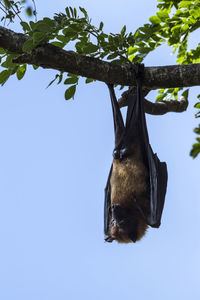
107;204;148;243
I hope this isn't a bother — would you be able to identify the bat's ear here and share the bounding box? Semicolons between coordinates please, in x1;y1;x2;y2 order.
104;236;113;242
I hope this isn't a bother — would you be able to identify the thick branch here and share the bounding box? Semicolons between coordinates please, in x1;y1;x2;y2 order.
12;47;200;89
0;26;194;115
0;26;27;53
1;26;200;89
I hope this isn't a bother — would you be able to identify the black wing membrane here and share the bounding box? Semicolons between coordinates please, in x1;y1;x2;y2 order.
104;165;112;239
124;74;168;227
147;151;167;227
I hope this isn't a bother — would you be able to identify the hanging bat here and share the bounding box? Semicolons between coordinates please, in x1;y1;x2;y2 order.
104;64;168;243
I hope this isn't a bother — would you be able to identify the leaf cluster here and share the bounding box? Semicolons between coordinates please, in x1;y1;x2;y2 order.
149;0;200;156
190;124;200;158
0;47;26;84
1;1;200;156
9;5;171;99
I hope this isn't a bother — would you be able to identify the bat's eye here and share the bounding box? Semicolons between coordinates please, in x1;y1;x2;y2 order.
113;149;120;159
119;147;129;159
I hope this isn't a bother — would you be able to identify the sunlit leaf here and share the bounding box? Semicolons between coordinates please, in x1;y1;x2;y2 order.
16;65;27;80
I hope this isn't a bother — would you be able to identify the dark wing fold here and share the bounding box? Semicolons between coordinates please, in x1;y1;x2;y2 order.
147;147;168;227
125;74;168;228
136;77;168;227
104;165;113;237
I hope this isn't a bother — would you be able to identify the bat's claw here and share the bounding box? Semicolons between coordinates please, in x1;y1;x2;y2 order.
104;235;113;243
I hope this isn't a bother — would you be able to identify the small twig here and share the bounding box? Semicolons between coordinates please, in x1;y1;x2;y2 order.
0;5;7;14
32;0;37;21
10;3;23;22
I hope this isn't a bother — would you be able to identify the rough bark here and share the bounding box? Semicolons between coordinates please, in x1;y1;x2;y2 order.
0;26;194;114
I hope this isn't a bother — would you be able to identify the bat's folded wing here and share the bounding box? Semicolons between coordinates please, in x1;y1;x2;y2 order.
137;82;168;228
147;145;168;228
104;165;112;237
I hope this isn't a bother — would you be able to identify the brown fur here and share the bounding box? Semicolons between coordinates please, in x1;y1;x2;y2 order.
109;143;150;243
110;217;148;243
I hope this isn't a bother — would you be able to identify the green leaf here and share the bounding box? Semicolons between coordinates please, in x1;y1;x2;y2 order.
0;70;10;85
64;77;78;84
0;48;6;54
26;7;33;16
42;18;56;28
83;43;99;54
79;7;88;18
85;78;95;84
157;11;169;21
194;126;200;134
182;89;189;99
4;0;11;8
149;16;161;24
121;26;126;36
57;73;63;84
22;39;34;52
65;7;70;18
194;102;200;109
74;8;77;18
35;23;51;33
20;21;30;32
62;29;77;38
190;8;200;19
179;1;192;8
190;143;200;158
33;65;39;70
128;47;137;55
99;22;104;31
69;24;82;32
57;35;69;43
65;85;76;100
1;55;14;68
69;7;74;17
46;74;59;88
33;32;46;43
16;65;27;80
156;94;167;102
51;42;65;48
128;55;135;62
30;21;36;30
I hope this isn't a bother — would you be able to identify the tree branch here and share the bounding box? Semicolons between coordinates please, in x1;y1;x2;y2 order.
0;26;193;115
0;26;27;53
118;95;188;115
1;26;200;89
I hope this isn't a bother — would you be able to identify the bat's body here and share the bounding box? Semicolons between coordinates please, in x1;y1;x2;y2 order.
109;148;149;243
104;65;167;243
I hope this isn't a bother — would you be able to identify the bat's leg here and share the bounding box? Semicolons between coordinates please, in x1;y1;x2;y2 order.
107;84;125;158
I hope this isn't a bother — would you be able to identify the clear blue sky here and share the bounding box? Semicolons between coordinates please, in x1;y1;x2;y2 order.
0;1;200;299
